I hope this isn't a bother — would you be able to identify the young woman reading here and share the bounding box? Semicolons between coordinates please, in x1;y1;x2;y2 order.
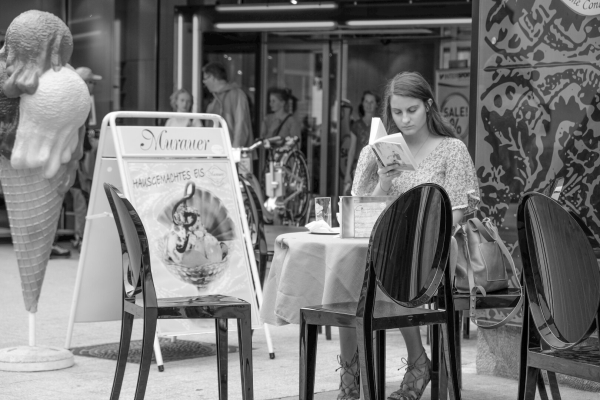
337;71;480;400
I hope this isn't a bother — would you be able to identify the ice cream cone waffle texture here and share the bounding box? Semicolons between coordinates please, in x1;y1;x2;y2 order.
0;156;67;313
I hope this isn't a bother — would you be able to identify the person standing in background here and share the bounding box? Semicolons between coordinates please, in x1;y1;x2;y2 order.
165;88;202;127
352;90;380;151
260;88;301;140
202;62;253;147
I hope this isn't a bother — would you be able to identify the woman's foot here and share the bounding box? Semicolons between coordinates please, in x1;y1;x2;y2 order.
336;353;360;400
388;349;431;400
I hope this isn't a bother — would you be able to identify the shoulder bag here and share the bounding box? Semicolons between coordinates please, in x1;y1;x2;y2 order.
452;217;523;329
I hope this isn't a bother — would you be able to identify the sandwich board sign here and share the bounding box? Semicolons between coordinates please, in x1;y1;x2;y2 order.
66;112;270;353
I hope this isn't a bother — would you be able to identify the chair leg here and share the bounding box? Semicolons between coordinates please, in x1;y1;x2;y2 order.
134;309;157;400
110;311;134;400
462;313;470;339
430;324;440;400
326;325;332;340
441;322;461;400
519;366;541;400
439;335;448;400
518;297;539;400
299;313;319;400
536;372;550;400
546;371;561;400
454;311;462;389
237;309;254;400
216;318;229;400
356;319;376;400
375;330;386;400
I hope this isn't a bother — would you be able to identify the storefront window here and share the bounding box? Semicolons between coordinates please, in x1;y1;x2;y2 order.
266;49;323;192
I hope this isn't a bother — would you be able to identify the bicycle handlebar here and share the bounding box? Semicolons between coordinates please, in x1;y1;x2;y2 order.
239;135;297;153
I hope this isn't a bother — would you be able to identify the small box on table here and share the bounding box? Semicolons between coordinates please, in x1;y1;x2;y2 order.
340;196;396;238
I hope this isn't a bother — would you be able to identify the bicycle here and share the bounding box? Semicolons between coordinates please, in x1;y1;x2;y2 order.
236;135;311;227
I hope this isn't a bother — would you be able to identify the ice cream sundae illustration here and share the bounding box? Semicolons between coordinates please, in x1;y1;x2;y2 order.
158;182;236;289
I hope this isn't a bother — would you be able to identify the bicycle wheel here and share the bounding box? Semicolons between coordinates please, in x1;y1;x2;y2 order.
239;176;263;249
280;149;311;224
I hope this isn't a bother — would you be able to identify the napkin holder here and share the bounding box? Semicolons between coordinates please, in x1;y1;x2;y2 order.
340;196;395;238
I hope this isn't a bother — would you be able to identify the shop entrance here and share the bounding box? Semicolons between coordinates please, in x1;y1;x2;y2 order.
202;36;344;198
175;17;470;201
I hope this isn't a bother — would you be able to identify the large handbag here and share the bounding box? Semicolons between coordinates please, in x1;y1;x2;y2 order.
452;217;523;329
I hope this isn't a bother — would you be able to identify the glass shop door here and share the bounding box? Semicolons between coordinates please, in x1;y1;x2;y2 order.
263;39;345;199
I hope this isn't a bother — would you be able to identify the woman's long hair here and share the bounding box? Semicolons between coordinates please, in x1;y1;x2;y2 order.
381;72;456;138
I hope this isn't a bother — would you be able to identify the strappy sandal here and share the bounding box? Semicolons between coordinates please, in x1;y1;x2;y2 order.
388;349;431;400
336;352;360;400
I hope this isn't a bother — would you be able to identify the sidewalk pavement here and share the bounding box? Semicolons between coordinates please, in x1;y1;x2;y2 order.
0;240;598;399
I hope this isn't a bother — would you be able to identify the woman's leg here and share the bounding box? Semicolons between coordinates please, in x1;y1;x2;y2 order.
339;327;358;362
389;327;431;400
400;326;424;363
337;327;360;399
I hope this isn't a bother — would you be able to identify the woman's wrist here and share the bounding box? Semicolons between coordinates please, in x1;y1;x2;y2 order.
379;180;391;193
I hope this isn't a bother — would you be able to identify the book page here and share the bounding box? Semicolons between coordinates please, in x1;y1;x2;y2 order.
371;142;416;171
369;118;417;170
368;117;387;144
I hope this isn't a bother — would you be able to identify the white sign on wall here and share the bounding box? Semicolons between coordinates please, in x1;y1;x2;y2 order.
561;0;600;16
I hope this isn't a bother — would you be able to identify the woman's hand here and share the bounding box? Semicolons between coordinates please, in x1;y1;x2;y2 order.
377;164;403;192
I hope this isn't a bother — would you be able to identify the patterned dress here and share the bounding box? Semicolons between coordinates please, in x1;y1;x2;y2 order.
351;136;480;214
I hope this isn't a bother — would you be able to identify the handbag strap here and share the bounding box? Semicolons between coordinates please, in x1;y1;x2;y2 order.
469;218;496;242
272;114;292;138
465;217;524;329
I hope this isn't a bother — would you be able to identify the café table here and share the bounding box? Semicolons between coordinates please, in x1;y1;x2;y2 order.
260;231;370;326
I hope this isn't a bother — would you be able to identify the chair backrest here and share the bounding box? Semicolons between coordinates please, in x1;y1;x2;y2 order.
540;177;564;200
104;183;156;304
366;183;452;308
518;193;600;349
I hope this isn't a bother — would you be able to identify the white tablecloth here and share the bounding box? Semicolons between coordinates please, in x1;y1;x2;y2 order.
260;232;369;325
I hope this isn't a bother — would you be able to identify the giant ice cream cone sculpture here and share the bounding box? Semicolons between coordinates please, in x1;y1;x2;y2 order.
0;10;90;371
0;10;88;315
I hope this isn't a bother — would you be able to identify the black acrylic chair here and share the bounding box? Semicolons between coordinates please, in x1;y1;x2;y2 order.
299;183;460;400
104;183;254;400
517;192;600;400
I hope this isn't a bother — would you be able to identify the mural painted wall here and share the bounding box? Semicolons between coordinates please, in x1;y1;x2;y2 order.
475;0;600;261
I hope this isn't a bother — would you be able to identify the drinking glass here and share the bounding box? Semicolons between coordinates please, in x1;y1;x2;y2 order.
315;197;332;226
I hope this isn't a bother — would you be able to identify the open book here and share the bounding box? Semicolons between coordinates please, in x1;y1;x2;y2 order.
369;117;417;171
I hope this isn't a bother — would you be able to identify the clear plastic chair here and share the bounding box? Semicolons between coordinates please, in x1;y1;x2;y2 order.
299;183;460;400
517;192;600;399
104;183;254;400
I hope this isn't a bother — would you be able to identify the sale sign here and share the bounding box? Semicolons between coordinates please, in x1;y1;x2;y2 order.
435;68;470;144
